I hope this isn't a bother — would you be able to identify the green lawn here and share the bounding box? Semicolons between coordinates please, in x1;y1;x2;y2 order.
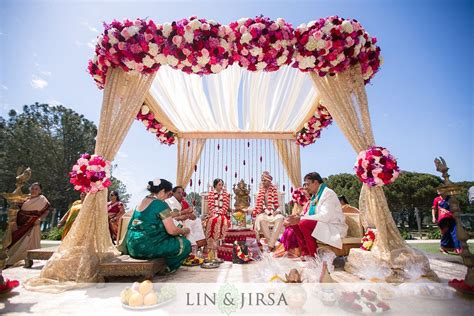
410;243;474;255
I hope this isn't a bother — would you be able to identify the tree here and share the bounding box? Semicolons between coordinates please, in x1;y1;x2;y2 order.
325;173;362;208
109;166;131;206
0;103;131;224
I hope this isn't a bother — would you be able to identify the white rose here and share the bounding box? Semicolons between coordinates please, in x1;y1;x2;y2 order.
184;30;194;43
167;55;179;67
148;43;159;56
188;19;202;30
276;18;286;27
240;32;252;45
250;46;262;57
108;33;118;45
125;26;140;39
256;61;267;70
197;54;210;65
149;128;157;133
341;20;353;33
305;37;318;51
210;64;223;73
123;59;137;69
162;23;172;37
277;55;288;66
307;20;316;28
316;39;326;50
299;56;316;69
182;59;192;67
321;22;333;34
141;105;150;115
220;39;229;51
297;23;307;32
238;17;248;25
142;119;149;126
337;53;345;62
155;53;167;64
330;59;339;66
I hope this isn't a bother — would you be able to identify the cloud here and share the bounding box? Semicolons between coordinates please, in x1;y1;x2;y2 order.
47;98;63;106
74;40;83;47
1;84;7;90
31;75;48;90
81;21;99;33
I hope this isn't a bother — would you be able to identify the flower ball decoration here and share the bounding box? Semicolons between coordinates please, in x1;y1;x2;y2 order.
291;187;309;206
88;18;166;88
354;146;400;187
296;103;333;146
229;16;296;72
162;16;235;75
360;228;376;251
136;105;176;145
69;153;112;193
293;16;382;83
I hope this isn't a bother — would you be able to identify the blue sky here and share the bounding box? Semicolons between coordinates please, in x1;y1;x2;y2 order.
1;0;472;207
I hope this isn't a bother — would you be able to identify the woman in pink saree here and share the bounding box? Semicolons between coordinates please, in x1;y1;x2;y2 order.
108;190;125;243
7;183;50;265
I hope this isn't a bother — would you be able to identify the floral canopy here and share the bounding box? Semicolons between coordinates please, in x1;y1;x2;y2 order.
24;15;433;292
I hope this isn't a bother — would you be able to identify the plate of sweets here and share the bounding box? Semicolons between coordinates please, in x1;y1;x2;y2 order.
121;281;176;310
183;254;204;266
338;289;390;314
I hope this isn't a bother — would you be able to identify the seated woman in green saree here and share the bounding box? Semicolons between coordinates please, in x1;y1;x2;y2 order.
123;178;191;273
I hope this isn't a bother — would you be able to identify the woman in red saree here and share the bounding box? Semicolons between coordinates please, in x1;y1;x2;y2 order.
7;183;50;266
108;190;125;243
205;179;230;250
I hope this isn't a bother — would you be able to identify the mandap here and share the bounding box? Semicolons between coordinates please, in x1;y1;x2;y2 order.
25;16;434;290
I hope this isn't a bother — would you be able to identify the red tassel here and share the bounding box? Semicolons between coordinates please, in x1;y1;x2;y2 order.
194;165;197;172
190;179;193;187
235;172;237;178
247;141;250;147
225;165;228;172
251;177;254;184
243;160;246;166
187;141;191;147
283;184;286;192
260;156;262;163
217;144;220;151
198;179;201;186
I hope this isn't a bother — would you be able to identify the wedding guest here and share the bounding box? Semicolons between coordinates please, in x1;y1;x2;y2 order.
166;186;206;253
289;172;348;257
205;179;230;251
124;179;191;273
432;191;462;254
252;171;284;251
58;192;86;239
108;190;125;243
338;195;360;214
7;182;50;265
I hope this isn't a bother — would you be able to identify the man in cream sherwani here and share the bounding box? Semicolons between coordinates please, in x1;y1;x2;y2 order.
166;186;206;252
287;172;348;257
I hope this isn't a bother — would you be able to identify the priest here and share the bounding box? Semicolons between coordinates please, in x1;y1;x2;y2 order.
287;172;348;257
252;171;285;251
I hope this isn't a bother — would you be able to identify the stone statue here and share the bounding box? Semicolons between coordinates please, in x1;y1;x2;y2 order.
13;167;32;195
233;179;250;210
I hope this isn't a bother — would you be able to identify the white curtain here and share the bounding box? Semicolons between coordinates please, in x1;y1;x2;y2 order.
149;65;318;133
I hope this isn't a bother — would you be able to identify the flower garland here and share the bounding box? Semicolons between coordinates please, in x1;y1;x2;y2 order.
69;153;112;193
252;184;279;218
88;18;166;88
88;16;382;87
229;16;295;72
360;228;376;251
233;240;252;262
354;146;400;187
209;187;230;216
0;278;19;294
293;16;382;83
296;103;333;146
291;187;309;206
136;105;176;145
162;16;235;75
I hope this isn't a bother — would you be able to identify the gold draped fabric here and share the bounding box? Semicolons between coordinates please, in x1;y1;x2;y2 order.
24;68;156;291
176;138;206;188
309;65;432;276
273;139;302;189
143;92;179;134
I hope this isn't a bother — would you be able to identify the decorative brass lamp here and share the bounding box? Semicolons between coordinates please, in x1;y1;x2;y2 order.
0;167;31;285
434;157;474;293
